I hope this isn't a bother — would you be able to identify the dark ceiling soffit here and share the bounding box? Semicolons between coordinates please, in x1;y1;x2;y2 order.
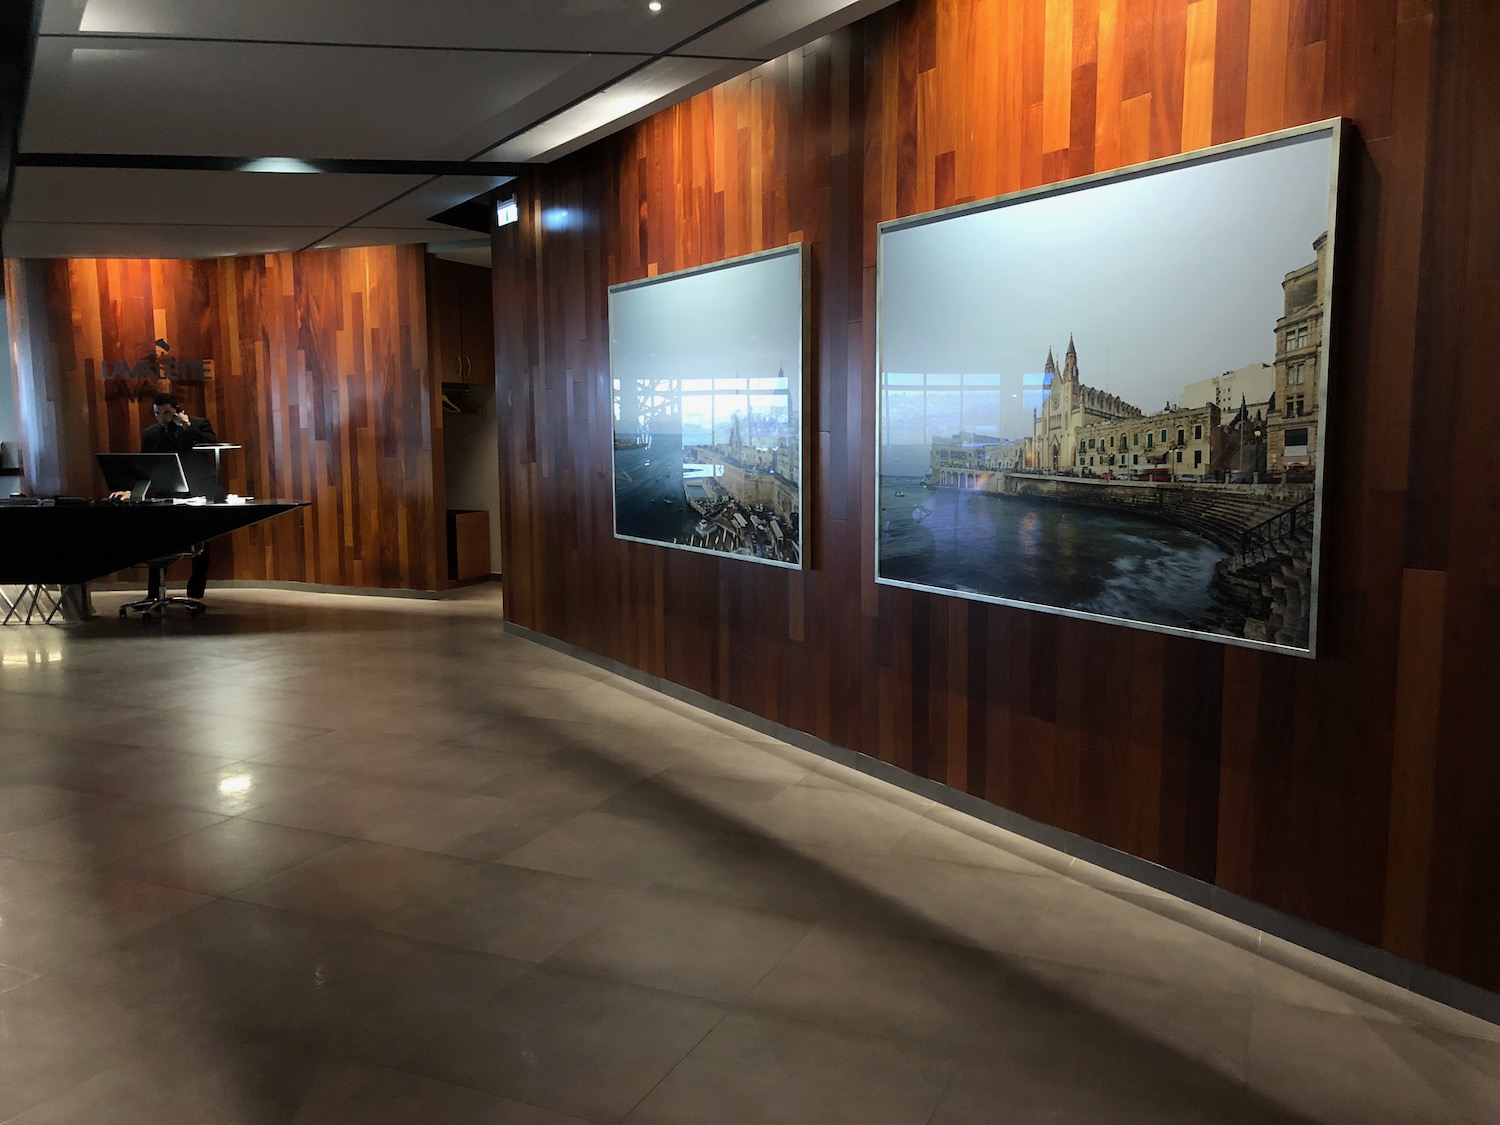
17;152;522;178
1;0;44;241
427;191;505;235
38;30;769;64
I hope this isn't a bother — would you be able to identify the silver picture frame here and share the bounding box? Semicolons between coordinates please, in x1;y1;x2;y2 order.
609;243;808;570
874;120;1346;657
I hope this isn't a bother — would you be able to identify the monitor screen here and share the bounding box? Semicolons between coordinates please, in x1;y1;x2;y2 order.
96;452;191;499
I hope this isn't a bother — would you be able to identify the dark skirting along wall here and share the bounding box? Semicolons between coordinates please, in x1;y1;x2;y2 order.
492;0;1500;995
4;245;444;589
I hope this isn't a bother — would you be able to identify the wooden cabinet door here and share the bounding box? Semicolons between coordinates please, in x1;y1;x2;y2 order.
426;257;464;383
459;265;495;385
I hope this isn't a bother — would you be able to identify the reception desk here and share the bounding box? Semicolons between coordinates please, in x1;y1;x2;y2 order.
0;500;307;585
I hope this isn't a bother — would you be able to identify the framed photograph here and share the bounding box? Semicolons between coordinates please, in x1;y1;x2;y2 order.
875;121;1344;656
610;243;806;569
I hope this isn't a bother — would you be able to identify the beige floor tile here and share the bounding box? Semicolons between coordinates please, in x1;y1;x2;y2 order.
222;929;533;1064
124;759;338;817
0;799;225;870
501;809;730;888
744;784;928;855
241;775;431;838
0;853;75;904
4;1028;378;1125
649;833;878;921
884;814;1060;876
923;803;1078;875
377;861;634;962
1255;931;1500;1041
1012;956;1256;1078
97;817;347;895
545;890;813;1001
0;784;82;834
252;728;529;792
797;761;937;813
357;788;575;861
1243;999;1464;1124
0;873;210;973
46;899;359;1026
83;713;332;762
5;588;1490;1125
593;771;791;832
0;976;160;1121
664;737;814;785
302;1066;592;1124
440;715;593;757
1339;1020;1500;1124
745;922;1018;1051
403;967;728;1122
230;839;485;926
826;851;1057;952
1021;879;1264;994
622;1011;957;1125
472;748;653;811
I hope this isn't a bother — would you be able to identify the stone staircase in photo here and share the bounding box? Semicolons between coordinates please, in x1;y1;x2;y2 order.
1208;499;1317;649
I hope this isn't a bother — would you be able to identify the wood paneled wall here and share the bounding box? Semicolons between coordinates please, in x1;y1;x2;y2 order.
6;245;443;589
493;0;1500;993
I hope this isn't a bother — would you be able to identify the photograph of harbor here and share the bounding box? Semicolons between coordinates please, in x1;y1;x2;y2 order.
610;244;804;568
875;125;1339;654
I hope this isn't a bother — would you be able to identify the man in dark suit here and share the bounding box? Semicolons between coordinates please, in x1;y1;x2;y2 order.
142;392;217;601
142;392;217;454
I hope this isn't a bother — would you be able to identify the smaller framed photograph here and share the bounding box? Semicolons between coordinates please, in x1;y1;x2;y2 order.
609;244;806;569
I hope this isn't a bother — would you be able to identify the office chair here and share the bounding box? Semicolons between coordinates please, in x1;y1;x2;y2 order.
118;546;206;620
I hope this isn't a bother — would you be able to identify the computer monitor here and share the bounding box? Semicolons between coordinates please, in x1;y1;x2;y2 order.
178;448;226;502
96;452;191;500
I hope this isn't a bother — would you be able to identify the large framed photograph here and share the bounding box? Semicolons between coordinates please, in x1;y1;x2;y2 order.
875;121;1343;656
610;244;806;569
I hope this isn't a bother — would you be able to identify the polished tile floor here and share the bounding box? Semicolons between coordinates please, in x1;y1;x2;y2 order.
1;586;1497;1124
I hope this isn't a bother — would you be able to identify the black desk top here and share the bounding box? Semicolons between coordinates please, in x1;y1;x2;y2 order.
0;500;307;585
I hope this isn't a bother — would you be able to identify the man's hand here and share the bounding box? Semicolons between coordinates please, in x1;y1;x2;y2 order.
174;410;191;428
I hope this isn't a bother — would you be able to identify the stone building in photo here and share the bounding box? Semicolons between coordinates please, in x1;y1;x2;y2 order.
1267;232;1329;473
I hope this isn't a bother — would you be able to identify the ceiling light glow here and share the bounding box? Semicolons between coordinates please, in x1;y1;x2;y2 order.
239;158;320;174
649;2;662;11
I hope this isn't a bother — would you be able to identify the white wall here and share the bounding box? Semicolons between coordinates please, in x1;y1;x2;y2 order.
0;297;22;475
442;391;501;574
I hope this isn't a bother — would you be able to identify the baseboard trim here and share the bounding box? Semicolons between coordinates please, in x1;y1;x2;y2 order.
88;579;448;601
504;619;1500;1029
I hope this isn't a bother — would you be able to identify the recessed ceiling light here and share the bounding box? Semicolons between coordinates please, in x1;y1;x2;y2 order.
649;2;662;10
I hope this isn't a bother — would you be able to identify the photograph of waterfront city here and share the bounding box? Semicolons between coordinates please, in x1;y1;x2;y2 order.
875;125;1340;654
610;245;804;568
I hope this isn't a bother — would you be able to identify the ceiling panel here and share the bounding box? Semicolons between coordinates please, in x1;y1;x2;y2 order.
22;38;637;160
12;0;905;261
484;55;733;163
310;226;460;251
9;167;428;226
1;221;343;259
689;0;899;59
41;0;762;56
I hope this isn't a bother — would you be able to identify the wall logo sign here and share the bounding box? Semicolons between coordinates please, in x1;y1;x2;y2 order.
97;340;215;401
